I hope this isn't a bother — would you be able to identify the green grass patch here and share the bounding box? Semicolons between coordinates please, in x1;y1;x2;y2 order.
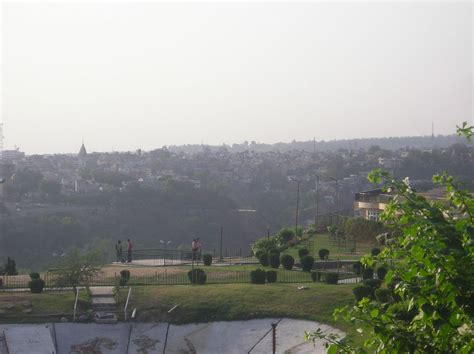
283;233;376;261
0;291;90;323
120;282;366;345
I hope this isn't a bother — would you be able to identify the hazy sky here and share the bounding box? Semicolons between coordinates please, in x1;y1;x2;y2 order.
1;1;473;154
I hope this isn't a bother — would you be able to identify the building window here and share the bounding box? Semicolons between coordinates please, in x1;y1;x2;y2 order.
368;210;380;221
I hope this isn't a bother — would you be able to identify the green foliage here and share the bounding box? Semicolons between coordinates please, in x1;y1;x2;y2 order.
300;255;314;272
311;271;321;282
29;272;40;280
40;179;61;196
343;217;386;243
266;270;277;283
308;130;474;354
298;248;309;258
376;266;387;281
28;278;45;293
0;257;18;276
258;253;269;267
318;248;329;260
280;254;295;270
276;227;296;245
252;237;280;258
119;269;130;286
187;268;207;285
250;269;266;284
202;254;212;266
51;250;102;294
352;261;362;276
362;267;374;280
120;269;130;280
363;279;382;298
375;288;393;304
352;284;373;302
269;253;280;269
371;247;381;256
325;273;339;285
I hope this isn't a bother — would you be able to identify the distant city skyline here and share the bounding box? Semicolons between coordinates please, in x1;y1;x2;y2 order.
2;2;472;154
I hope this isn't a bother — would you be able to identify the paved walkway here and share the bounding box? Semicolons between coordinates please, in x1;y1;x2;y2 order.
0;319;344;354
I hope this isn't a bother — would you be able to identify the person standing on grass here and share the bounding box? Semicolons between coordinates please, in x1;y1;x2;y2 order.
127;238;133;263
115;240;123;263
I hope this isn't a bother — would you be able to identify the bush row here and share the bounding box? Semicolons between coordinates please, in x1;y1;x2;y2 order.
311;271;339;284
250;269;278;284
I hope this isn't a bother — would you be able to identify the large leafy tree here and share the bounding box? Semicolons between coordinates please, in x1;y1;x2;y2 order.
308;122;474;353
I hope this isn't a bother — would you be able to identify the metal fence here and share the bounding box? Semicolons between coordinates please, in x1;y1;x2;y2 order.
131;248;259;267
0;268;360;290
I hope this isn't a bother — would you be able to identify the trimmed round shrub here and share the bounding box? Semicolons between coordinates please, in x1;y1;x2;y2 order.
375;288;393;303
259;253;269;267
376;266;388;281
29;272;40;280
280;254;295;270
363;279;382;297
364;278;382;289
300;255;315;272
120;269;131;280
318;248;329;260
353;284;373;301
353;261;362;276
266;270;277;283
29;278;45;293
298;248;309;258
371;247;381;256
119;269;131;285
311;271;321;282
269;253;280;269
202;254;213;266
250;269;266;284
187;268;207;284
362;267;374;280
325;273;339;285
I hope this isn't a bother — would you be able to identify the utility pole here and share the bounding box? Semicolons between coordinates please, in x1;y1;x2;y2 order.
219;225;223;261
295;180;300;237
289;177;301;238
314;175;320;231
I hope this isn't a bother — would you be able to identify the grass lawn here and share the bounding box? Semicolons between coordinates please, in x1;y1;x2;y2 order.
283;233;377;261
0;290;89;323
0;282;367;346
118;282;366;345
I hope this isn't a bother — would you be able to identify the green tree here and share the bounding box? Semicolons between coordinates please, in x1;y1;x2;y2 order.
51;250;102;294
307;122;474;353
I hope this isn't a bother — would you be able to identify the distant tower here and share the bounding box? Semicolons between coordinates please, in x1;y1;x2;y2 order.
78;141;88;157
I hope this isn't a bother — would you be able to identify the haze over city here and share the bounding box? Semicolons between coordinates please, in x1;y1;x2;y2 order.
2;1;473;154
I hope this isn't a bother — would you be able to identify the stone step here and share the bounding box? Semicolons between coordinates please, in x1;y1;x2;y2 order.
88;286;115;297
94;312;118;324
90;296;116;306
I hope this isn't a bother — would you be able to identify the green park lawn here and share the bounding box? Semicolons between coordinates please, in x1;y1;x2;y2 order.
282;233;377;261
0;282;366;345
118;282;366;345
0;290;90;323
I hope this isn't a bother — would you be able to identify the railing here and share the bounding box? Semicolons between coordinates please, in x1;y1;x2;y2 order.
73;288;81;321
0;267;360;290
